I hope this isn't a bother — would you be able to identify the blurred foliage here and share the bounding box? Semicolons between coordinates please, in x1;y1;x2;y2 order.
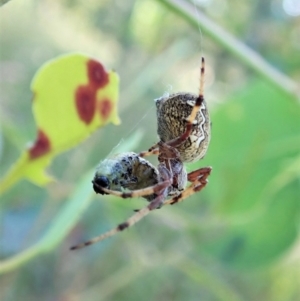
0;0;299;301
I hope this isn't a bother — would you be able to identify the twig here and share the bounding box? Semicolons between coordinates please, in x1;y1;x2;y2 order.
157;0;300;103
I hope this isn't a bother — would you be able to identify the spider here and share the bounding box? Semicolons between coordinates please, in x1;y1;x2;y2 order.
70;57;212;250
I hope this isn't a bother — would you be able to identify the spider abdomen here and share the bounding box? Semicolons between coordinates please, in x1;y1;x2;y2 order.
155;92;211;162
94;152;159;201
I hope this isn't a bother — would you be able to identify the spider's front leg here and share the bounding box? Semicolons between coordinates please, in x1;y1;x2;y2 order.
95;178;170;200
138;144;159;158
187;167;212;191
70;184;170;250
165;166;212;206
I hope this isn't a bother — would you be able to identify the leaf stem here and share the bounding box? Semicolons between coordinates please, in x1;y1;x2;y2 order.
157;0;300;103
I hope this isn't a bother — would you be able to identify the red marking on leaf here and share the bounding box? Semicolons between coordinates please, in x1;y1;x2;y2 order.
75;85;96;124
98;98;112;120
87;60;109;89
29;129;51;159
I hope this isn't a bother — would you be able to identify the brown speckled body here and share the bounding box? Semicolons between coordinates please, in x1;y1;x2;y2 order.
155;92;210;162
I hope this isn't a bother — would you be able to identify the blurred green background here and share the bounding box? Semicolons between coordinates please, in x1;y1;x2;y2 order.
0;0;300;300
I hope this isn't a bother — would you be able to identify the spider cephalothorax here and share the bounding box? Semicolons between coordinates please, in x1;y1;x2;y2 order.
70;57;212;250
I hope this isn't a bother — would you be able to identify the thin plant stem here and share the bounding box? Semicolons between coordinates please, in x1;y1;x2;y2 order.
157;0;300;103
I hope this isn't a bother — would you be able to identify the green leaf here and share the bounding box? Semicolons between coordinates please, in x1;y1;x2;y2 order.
0;53;120;195
198;80;300;268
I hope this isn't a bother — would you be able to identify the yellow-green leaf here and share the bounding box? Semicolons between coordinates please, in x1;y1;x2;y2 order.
0;53;120;194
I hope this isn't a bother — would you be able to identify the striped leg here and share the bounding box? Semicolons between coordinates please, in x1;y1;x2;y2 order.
165;166;211;206
70;167;211;250
167;57;205;148
94;179;171;199
70;194;166;250
140;58;205;156
138;144;159;158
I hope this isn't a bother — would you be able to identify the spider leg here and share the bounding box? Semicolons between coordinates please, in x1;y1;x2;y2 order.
70;193;167;250
95;178;171;199
187;166;211;182
70;167;211;250
70;167;210;250
140;58;205;155
138;144;159;158
167;57;205;149
71;164;173;250
164;166;212;206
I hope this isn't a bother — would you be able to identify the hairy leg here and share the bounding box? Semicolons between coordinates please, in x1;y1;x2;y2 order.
165;166;212;206
167;57;205;149
93;178;171;199
138;145;159;158
70;193;167;250
70;167;211;250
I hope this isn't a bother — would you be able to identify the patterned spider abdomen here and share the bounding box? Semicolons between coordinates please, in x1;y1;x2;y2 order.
93;152;159;201
155;92;210;162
